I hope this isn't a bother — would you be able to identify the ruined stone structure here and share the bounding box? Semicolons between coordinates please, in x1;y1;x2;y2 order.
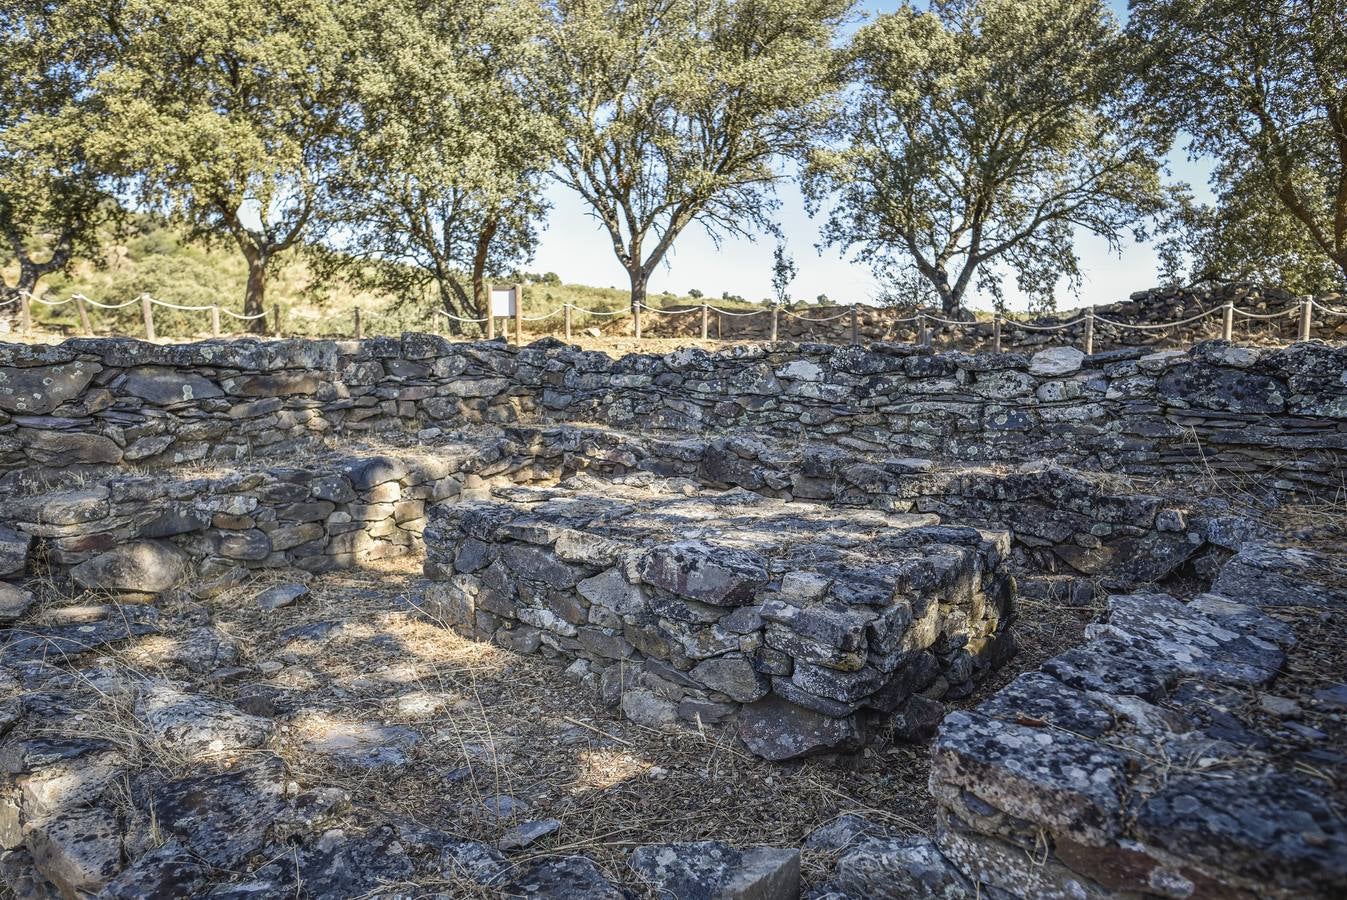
0;334;1343;898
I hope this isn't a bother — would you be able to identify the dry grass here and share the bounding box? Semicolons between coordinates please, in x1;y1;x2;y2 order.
189;557;941;889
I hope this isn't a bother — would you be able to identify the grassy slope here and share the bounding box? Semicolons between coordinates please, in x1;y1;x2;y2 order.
8;218;764;339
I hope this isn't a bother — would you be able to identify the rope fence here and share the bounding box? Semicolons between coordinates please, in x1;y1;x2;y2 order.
2;286;1339;352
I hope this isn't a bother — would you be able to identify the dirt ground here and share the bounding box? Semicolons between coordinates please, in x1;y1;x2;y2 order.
39;552;1095;893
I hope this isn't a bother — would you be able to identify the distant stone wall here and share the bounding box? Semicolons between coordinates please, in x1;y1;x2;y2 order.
0;336;1343;494
609;283;1347;347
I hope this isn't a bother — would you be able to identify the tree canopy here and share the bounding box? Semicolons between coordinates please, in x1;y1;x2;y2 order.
0;1;121;313
319;0;555;330
531;0;853;312
1131;0;1347;292
806;0;1171;314
93;0;361;329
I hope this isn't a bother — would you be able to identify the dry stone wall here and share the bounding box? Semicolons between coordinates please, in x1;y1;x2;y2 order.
0;335;1343;495
422;482;1017;759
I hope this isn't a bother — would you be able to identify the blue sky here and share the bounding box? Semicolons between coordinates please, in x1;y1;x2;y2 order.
529;0;1214;311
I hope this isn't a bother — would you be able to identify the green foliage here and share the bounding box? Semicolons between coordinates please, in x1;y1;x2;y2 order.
90;0;363;324
1131;0;1347;289
0;1;122;304
805;0;1170;314
531;0;853;308
771;243;797;305
319;0;555;329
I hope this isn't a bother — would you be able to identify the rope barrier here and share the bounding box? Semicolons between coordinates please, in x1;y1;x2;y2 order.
1011;316;1086;332
1310;298;1347;317
781;309;852;322
430;309;490;323
568;305;627;316
1231;306;1296;320
5;288;1336;339
636;304;700;316
1093;308;1220;330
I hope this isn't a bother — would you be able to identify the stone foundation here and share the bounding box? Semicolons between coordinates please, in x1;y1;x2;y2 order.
423;481;1015;759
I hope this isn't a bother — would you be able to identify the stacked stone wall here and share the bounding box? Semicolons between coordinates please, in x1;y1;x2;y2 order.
0;336;1343;494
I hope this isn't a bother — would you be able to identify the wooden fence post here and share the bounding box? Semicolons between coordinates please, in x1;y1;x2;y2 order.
564;303;572;340
18;293;31;334
75;296;93;336
210;305;221;338
918;315;931;348
141;294;156;341
770;305;779;342
1299;299;1313;342
354;306;363;340
273;303;282;337
850;304;859;345
513;283;523;346
634;302;642;340
701;304;709;340
992;315;1002;353
1083;307;1095;355
1222;302;1234;341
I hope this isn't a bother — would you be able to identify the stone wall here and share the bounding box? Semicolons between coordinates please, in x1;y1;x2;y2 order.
422;481;1017;760
1;336;1343;494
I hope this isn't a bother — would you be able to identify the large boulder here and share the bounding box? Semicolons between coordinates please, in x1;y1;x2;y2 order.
70;541;189;597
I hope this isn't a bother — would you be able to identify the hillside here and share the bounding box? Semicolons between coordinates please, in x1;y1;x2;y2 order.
8;217;764;340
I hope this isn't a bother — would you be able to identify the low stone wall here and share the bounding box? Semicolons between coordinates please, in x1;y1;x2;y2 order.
422;482;1016;760
1;337;1343;494
917;543;1347;899
2;421;1249;605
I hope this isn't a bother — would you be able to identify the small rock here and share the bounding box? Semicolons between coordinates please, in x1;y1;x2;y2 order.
498;818;562;851
136;684;273;756
255;582;309;611
1257;693;1302;719
1314;683;1347;711
302;721;421;769
621;689;680;731
504;855;624;898
479;795;529;820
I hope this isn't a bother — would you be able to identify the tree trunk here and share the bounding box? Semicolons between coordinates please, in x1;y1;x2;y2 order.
438;279;464;336
628;267;648;318
471;216;499;338
243;251;268;335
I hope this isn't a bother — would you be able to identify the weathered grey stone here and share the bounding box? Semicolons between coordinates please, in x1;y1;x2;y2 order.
630;841;800;900
24;804;122;896
123;367;224;405
830;835;972;900
0;527;29;578
1028;347;1084;376
498;818;562;852
0;583;34;624
0;362;99;415
690;656;768;703
639;541;769;606
621;689;680;731
738;696;863;761
70;541;188;595
21;430;122;466
301;722;421;769
577;568;646;615
504;855;624;899
136;685;273;756
150;756;287;867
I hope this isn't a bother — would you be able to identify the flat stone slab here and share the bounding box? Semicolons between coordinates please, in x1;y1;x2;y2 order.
425;480;1014;758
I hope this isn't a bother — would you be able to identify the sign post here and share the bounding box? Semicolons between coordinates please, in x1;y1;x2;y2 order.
490;284;521;345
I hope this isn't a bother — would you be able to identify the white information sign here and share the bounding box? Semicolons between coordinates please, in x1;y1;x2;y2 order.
490;288;517;317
